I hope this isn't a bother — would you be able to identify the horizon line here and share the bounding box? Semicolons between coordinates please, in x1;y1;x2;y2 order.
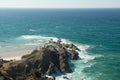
0;7;120;9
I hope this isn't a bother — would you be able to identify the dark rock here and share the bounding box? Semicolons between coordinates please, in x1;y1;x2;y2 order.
0;59;3;68
0;39;80;80
68;50;79;60
46;62;55;75
58;48;72;73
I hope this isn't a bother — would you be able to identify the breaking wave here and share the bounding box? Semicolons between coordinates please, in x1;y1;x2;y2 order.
18;35;103;80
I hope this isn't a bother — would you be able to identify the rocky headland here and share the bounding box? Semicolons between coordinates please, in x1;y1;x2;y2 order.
0;39;80;80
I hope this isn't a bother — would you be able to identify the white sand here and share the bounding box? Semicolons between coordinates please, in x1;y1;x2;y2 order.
0;49;33;60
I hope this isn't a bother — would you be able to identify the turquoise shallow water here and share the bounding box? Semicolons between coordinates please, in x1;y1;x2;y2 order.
0;8;120;80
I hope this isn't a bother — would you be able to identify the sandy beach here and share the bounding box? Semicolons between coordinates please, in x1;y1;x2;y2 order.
0;49;33;60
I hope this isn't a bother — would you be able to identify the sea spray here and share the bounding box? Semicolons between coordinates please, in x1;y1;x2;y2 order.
1;35;103;80
18;35;102;80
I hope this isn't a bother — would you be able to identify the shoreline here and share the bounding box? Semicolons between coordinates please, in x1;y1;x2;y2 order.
0;39;80;80
0;49;33;60
0;45;39;60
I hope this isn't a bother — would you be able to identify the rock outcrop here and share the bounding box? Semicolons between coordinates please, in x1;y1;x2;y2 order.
0;39;80;80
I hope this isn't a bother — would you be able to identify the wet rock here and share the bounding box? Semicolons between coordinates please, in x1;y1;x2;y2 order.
46;62;55;75
0;39;80;80
68;50;79;60
58;48;72;73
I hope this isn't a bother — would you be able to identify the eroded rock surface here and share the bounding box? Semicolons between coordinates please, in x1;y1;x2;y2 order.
0;39;80;80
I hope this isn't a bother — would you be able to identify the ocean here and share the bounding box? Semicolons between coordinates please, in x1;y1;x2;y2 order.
0;8;120;80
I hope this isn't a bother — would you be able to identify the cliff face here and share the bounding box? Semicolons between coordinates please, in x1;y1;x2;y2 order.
0;40;80;80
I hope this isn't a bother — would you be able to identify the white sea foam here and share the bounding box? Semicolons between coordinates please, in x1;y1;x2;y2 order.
18;35;102;80
25;43;40;46
54;39;102;80
76;45;97;63
20;35;45;39
19;35;57;40
19;35;59;47
29;29;36;32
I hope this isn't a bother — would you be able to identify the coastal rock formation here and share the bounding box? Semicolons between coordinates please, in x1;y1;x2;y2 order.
68;50;79;60
0;39;80;80
0;58;9;68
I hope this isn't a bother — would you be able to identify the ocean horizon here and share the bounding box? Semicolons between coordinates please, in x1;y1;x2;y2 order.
0;8;120;80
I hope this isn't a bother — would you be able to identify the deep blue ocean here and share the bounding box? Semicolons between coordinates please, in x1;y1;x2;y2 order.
0;8;120;80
